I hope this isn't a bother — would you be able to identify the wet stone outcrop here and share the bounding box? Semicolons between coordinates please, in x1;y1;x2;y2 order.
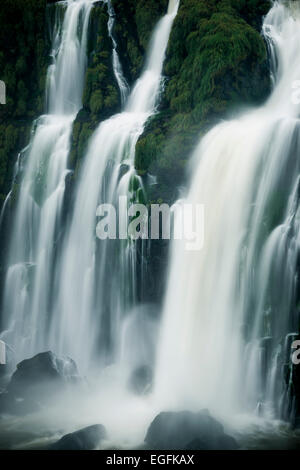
50;424;107;450
145;410;239;450
0;351;82;415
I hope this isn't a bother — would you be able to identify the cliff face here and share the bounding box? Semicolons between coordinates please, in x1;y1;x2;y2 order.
0;0;272;310
0;0;49;207
111;0;168;82
1;1;300;431
69;0;169;176
69;0;272;207
0;0;271;209
135;0;271;204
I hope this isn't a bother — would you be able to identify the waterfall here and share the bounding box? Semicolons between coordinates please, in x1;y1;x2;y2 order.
52;0;179;371
47;0;92;115
0;0;93;364
154;0;300;422
107;0;129;105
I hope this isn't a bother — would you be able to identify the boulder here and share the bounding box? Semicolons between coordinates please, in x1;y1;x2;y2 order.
128;365;153;395
145;410;239;450
1;351;81;415
50;424;107;450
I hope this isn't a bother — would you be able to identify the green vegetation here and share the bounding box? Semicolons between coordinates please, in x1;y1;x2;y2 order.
0;0;274;322
0;0;49;206
111;0;168;82
135;0;169;49
69;0;168;173
69;3;120;172
135;0;271;204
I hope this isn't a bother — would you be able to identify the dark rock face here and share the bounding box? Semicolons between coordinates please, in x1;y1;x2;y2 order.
132;0;273;319
292;363;300;428
129;365;153;395
283;334;300;428
0;0;49;207
111;0;168;82
259;336;273;394
0;0;50;316
145;410;239;450
0;351;81;415
50;424;107;450
7;351;79;395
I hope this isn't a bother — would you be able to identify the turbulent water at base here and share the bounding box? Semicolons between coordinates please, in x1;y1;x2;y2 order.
53;0;179;371
155;0;300;423
0;0;93;364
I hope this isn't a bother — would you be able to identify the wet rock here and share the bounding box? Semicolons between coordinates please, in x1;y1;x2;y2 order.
0;364;6;386
145;410;239;450
50;424;107;450
7;351;80;395
284;364;300;427
118;163;130;181
0;391;11;414
1;351;82;415
284;333;299;363
260;336;273;392
283;334;300;427
129;365;153;395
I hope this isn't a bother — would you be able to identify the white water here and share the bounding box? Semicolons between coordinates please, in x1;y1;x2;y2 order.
53;0;179;371
107;0;129;105
155;0;300;422
0;0;93;364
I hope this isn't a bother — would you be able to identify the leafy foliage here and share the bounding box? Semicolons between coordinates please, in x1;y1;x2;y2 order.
69;3;120;172
70;0;168;172
135;0;271;203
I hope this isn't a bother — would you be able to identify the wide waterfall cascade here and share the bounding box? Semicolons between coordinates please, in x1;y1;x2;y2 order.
53;0;179;371
0;0;93;364
155;0;300;422
2;0;300;452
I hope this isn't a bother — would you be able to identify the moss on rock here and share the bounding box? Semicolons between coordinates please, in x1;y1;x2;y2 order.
0;0;49;207
69;2;120;172
135;0;272;204
111;0;168;82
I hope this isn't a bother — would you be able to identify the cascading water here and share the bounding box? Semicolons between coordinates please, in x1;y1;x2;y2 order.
0;0;93;364
52;0;179;371
107;0;129;105
155;0;300;423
